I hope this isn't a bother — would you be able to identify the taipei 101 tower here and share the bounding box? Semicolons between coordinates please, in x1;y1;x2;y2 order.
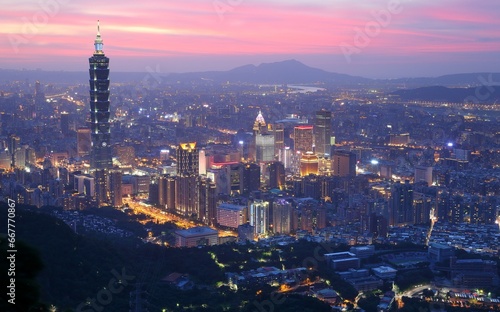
89;21;112;204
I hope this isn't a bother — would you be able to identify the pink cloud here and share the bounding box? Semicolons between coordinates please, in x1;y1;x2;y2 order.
0;0;499;75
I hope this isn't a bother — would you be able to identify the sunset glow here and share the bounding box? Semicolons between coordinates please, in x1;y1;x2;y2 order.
1;0;500;77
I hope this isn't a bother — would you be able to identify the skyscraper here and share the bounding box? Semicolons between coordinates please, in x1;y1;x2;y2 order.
389;180;414;226
270;123;285;158
268;161;285;189
239;163;260;194
249;199;269;237
273;199;292;235
255;133;275;163
293;125;314;153
110;170;123;207
314;110;331;156
89;21;112;170
176;142;199;175
60;112;70;135
332;150;356;177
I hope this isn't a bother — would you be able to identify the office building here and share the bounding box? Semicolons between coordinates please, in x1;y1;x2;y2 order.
255;133;275;163
60;112;70;135
253;110;267;135
300;152;319;176
175;174;198;217
176;142;199;175
198;177;217;225
389;180;414;226
332;150;356;177
314;110;331;156
294;125;314;153
89;21;112;170
159;175;176;211
267;161;285;189
239;163;260;194
273;199;292;235
110;170;122;207
271;123;285;157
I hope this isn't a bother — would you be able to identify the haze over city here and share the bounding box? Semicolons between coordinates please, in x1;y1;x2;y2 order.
2;0;500;77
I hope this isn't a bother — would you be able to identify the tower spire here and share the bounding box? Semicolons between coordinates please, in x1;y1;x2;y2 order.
94;20;104;54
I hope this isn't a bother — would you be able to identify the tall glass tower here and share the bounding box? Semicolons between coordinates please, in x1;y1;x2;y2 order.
89;20;112;170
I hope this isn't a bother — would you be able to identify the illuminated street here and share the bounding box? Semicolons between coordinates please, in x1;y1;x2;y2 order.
122;197;236;237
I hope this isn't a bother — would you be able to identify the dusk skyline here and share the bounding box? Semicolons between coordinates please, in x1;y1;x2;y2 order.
2;0;500;78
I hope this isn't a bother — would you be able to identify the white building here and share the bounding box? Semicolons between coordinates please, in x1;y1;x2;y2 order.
217;203;247;229
249;199;270;237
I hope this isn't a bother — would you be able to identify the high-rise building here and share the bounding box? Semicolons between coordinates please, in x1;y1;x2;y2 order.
34;80;45;117
268;161;285;189
176;142;199;175
314;111;331;156
332;150;356;177
255;133;275;163
198;177;217;225
94;169;107;206
389;180;414;226
294;125;314;153
89;21;112;170
165;176;176;211
60;112;70;135
273;199;292;234
413;192;432;224
253;110;267;135
249;199;269;237
300;152;319;177
89;21;112;205
239;163;260;194
110;170;122;207
8;134;20;156
217;203;247;229
271;123;285;158
175;174;198;217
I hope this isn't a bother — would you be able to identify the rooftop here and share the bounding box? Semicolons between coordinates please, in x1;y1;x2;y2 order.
175;226;218;237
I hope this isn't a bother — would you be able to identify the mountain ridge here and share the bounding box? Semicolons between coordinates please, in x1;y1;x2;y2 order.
1;60;499;87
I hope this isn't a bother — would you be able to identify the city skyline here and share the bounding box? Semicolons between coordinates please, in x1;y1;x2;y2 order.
1;0;500;78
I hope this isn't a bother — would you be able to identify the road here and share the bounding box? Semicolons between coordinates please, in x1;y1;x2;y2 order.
122;197;236;237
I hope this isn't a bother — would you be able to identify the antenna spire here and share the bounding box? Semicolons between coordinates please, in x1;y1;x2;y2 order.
94;20;104;54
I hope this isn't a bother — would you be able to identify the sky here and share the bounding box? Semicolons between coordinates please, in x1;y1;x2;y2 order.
1;0;500;78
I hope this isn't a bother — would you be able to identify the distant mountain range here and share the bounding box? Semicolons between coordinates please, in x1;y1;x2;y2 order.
164;59;370;85
391;85;500;104
1;59;500;91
